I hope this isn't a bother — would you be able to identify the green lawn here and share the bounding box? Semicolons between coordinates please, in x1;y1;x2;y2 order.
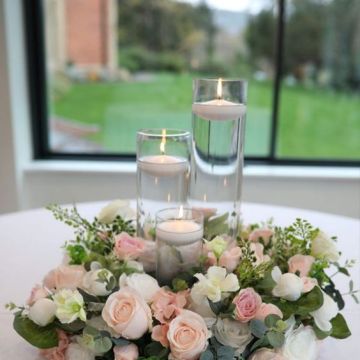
53;73;360;159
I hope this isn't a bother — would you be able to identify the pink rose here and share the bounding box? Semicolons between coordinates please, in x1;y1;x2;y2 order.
114;232;145;260
43;265;86;290
250;243;270;265
288;254;315;277
233;288;262;323
39;330;69;360
138;240;156;272
151;288;188;324
302;277;318;293
192;207;217;219
27;284;50;306
254;303;283;322
152;323;170;347
248;228;273;244
249;348;286;360
167;310;209;360
102;287;152;339
205;251;217;267
113;344;139;360
219;246;242;272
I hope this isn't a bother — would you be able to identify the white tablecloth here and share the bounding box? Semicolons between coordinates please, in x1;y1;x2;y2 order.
0;202;359;359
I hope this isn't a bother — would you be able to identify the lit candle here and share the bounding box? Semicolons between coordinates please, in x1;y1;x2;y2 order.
156;206;203;246
156;206;204;284
137;129;188;176
192;78;246;121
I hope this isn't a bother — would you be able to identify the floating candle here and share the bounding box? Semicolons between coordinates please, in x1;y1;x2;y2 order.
192;78;246;121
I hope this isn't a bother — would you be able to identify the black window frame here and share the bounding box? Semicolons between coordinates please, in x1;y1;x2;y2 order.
24;0;360;167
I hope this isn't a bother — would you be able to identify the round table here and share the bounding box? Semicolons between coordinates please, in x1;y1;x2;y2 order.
0;201;359;359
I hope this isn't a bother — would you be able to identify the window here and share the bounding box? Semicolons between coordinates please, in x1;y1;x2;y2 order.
25;0;360;165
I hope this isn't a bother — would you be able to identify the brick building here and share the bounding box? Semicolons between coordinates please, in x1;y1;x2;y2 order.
45;0;118;76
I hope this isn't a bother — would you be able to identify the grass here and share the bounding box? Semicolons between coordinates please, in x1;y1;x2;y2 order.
53;73;360;159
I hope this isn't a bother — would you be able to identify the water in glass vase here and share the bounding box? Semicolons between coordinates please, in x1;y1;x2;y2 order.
189;113;246;239
137;157;189;239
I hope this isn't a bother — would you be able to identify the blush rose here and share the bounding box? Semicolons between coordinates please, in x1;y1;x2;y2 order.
102;287;152;339
167;310;209;360
114;232;145;260
233;288;262;323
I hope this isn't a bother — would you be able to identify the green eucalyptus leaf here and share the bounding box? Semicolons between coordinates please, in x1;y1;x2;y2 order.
217;345;235;359
250;319;267;338
250;336;269;352
77;288;101;303
208;300;223;316
56;319;86;333
264;314;282;328
200;349;214;360
267;331;285;348
111;337;130;346
331;313;351;339
13;315;58;349
94;336;113;354
144;341;169;359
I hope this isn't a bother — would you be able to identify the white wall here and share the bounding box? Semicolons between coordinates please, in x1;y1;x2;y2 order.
0;0;359;219
21;162;360;219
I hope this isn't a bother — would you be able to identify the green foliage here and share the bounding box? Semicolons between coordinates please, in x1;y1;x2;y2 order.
172;278;189;292
144;341;169;359
323;277;345;310
204;213;229;240
66;244;87;265
202;337;235;360
235;237;273;288
272;219;318;271
330;313;351;339
274;286;324;319
56;319;86;333
13;315;58;349
47;204;135;266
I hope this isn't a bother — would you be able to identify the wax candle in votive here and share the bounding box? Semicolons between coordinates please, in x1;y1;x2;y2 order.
192;78;246;121
155;207;204;285
137;155;188;176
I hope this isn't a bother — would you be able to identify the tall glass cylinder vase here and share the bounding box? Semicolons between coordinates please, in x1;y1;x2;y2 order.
190;78;247;239
137;129;191;239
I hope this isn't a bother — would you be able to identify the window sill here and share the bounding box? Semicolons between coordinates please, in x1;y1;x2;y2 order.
23;160;360;180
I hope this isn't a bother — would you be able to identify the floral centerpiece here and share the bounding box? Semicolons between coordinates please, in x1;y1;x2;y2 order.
7;201;358;360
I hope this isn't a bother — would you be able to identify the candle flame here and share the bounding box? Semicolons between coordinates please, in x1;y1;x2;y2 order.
203;193;207;202
217;78;223;99
178;205;184;218
160;129;166;154
167;193;171;202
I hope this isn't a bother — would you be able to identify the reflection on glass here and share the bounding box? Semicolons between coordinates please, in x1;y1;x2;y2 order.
278;0;360;160
43;0;274;156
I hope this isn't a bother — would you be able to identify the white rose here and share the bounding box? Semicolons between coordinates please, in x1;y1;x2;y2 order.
311;231;340;262
282;325;318;360
82;269;115;296
28;298;56;326
272;266;303;301
98;200;135;224
213;318;252;355
310;290;338;332
65;343;95;360
126;260;144;272
119;273;159;303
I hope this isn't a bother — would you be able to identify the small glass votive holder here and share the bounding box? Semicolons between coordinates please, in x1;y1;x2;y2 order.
155;207;204;286
137;129;191;239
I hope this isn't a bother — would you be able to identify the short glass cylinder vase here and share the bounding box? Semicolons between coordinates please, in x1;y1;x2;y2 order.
155;207;204;286
190;78;247;239
137;129;191;239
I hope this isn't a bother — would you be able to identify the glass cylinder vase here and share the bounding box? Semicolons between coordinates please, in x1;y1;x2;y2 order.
155;207;203;286
137;129;191;239
190;78;247;239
